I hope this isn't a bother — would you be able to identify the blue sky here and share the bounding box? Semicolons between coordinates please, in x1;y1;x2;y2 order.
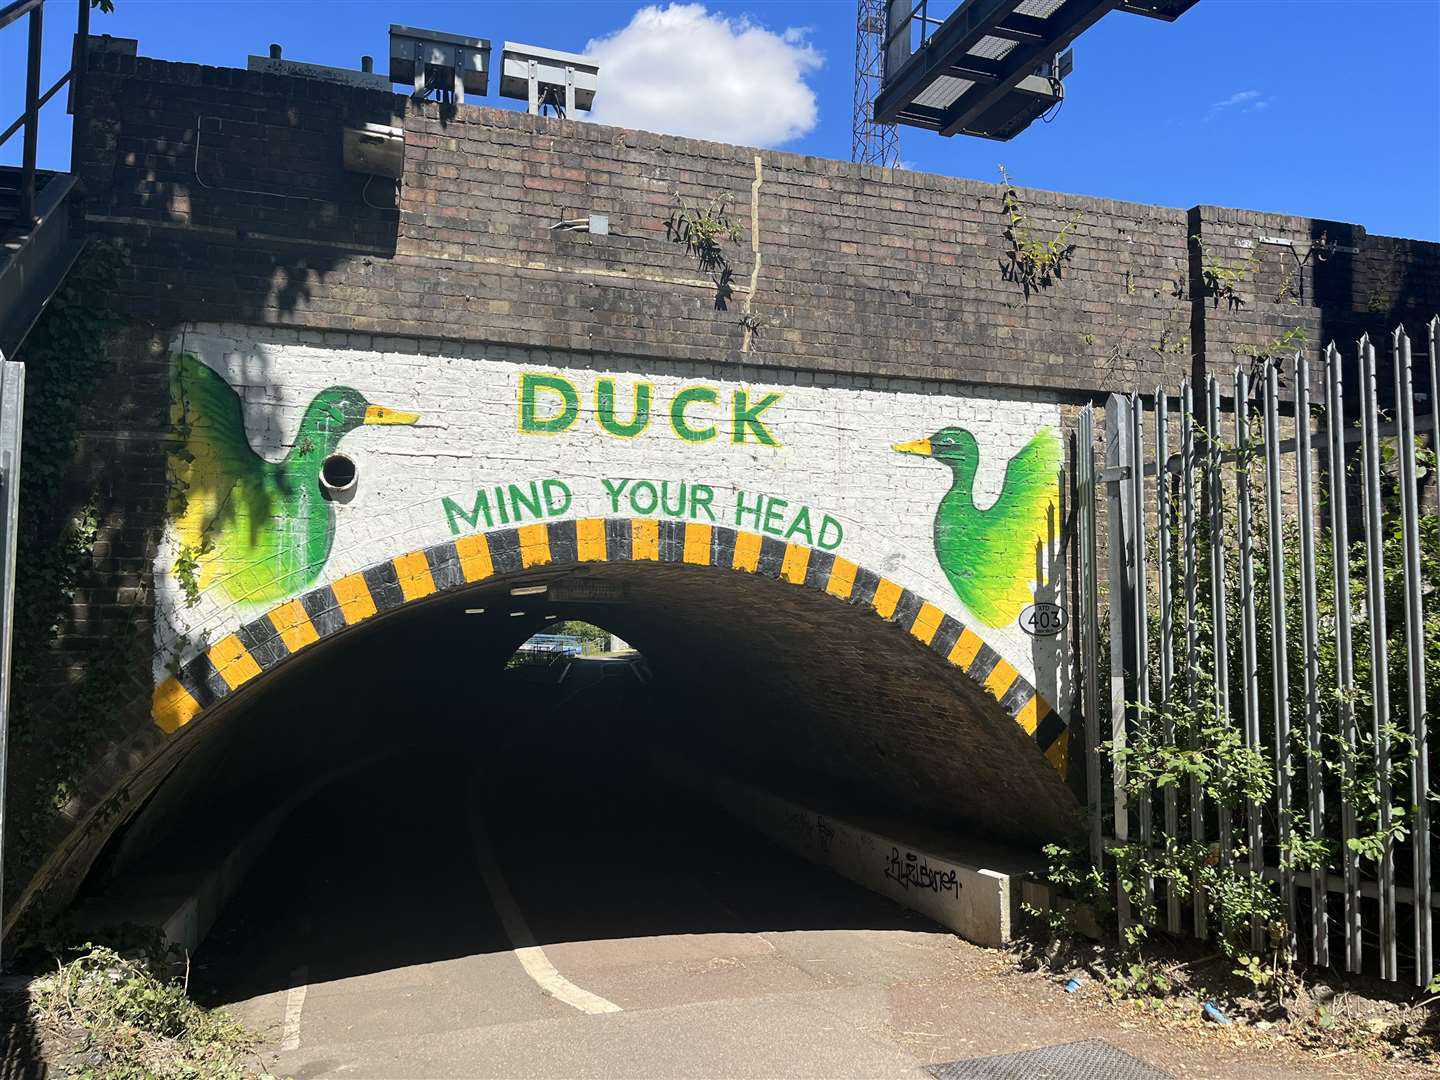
3;1;1438;240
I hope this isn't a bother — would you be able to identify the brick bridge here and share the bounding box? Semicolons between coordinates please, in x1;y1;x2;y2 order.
3;43;1436;942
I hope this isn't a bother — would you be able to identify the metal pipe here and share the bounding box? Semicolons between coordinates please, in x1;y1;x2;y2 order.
1325;341;1362;973
269;42;282;59
1235;366;1265;952
1080;409;1103;869
69;0;88;173
1262;361;1295;950
1359;334;1397;980
1294;350;1328;967
19;1;42;224
1393;327;1432;986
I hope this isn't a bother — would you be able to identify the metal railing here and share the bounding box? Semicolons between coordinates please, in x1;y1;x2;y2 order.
1076;317;1439;985
0;0;90;225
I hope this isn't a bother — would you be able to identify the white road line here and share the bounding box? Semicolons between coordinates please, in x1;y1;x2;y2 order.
280;966;308;1051
470;808;622;1015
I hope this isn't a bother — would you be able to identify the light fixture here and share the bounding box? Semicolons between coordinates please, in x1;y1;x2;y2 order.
464;607;485;615
509;611;526;617
510;585;548;597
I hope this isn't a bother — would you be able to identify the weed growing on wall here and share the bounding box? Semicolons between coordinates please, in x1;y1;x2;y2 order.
1192;235;1259;310
998;166;1081;297
667;193;744;310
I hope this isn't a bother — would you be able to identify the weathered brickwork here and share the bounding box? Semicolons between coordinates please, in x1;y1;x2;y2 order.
4;45;1435;940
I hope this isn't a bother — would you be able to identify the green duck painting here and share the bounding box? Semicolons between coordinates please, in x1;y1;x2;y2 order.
894;426;1060;628
169;352;418;607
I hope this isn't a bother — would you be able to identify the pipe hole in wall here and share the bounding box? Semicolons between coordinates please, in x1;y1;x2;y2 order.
320;453;358;501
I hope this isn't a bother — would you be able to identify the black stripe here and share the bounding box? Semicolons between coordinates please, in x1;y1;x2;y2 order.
1000;679;1035;718
968;644;1001;684
363;562;404;612
487;528;523;575
299;585;347;639
182;652;229;708
605;518;632;562
659;519;685;562
755;535;786;578
424;541;466;592
803;548;835;591
850;567;880;607
711;525;737;568
237;616;288;671
890;588;923;629
1036;709;1067;752
547;519;578;565
930;614;964;659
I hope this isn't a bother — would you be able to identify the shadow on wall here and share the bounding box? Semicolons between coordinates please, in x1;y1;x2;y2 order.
1030;461;1073;786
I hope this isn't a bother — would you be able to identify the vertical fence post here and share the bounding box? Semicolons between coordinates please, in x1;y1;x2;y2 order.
1359;334;1397;981
1325;342;1363;972
1206;376;1232;880
1181;379;1206;938
0;361;25;974
1293;350;1328;967
1130;394;1153;913
1393;326;1432;986
1234;367;1265;952
1078;409;1104;869
1156;388;1181;933
1262;361;1296;950
19;1;44;224
1106;393;1135;931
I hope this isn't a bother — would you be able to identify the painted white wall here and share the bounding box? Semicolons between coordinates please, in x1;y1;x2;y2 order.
156;324;1067;697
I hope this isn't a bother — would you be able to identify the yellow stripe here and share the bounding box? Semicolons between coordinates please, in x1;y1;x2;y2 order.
872;578;903;619
455;533;495;582
826;556;857;599
632;519;660;560
576;518;607;562
985;659;1019;701
732;531;762;572
948;628;983;670
393;550;436;602
1014;696;1040;735
152;677;202;734
1044;728;1070;773
209;633;263;690
780;543;810;584
268;599;320;654
910;602;944;645
333;572;378;624
518;523;552;568
683;523;713;565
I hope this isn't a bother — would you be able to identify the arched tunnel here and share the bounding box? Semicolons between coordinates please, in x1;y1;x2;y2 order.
60;521;1080;1051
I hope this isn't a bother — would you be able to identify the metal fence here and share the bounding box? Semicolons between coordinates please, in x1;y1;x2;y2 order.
1074;317;1438;986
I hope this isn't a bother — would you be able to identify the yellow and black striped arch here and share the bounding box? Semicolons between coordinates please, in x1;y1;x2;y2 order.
152;518;1070;773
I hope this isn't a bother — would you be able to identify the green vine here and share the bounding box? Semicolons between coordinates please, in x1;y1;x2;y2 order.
1193;234;1260;310
999;165;1081;297
4;241;143;904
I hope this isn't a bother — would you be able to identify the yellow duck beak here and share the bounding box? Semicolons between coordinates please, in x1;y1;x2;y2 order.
364;404;419;426
892;437;932;456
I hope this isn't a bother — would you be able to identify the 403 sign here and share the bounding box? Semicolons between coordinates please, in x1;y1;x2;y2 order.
1019;602;1066;637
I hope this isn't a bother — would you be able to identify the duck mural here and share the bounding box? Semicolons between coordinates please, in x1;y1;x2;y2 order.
894;426;1060;627
168;352;418;607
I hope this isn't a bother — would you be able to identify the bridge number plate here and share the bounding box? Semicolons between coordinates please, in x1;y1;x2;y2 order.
1019;602;1066;637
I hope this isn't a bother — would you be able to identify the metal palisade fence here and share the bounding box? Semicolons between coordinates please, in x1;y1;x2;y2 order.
1073;317;1438;986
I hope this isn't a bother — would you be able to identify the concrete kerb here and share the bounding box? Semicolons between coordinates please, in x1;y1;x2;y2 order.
653;751;1045;949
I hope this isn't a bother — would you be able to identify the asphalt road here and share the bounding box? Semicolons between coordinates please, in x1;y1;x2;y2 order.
192;714;1345;1079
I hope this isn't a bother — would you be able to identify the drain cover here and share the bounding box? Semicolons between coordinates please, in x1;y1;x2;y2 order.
928;1039;1172;1080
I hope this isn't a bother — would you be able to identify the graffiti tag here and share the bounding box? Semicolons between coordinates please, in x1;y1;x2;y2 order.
883;847;961;897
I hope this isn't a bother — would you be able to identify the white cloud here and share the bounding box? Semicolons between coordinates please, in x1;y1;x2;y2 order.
583;4;823;147
1206;89;1271;121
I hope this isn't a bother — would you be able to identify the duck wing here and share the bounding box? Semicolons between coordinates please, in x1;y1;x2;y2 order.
960;428;1062;627
169;353;269;586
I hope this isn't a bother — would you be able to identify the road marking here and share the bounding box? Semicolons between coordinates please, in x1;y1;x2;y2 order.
469;808;622;1016
280;966;308;1051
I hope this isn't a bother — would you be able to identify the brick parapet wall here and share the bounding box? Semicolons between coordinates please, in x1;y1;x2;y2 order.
75;49;1437;403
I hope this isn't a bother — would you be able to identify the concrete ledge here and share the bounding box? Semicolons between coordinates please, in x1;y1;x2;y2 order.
658;754;1044;948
